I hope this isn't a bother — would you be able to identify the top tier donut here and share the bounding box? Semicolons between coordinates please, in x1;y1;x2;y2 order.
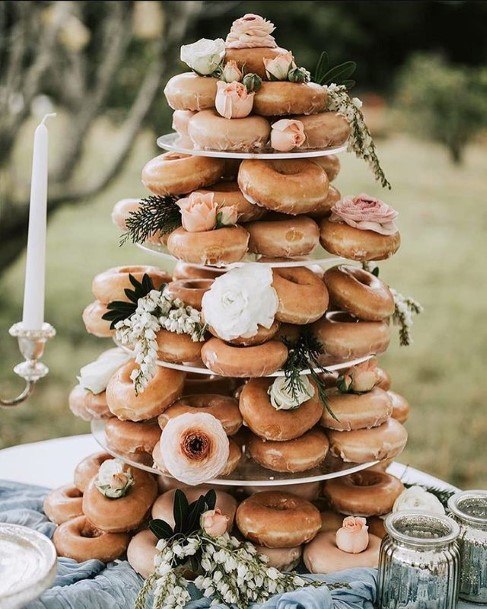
163;14;350;154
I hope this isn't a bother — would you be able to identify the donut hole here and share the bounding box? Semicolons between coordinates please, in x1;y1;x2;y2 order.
348;472;384;488
165;152;190;161
65;487;83;499
80;522;103;539
182;430;210;461
117;265;147;275
326;311;359;324
181;279;213;291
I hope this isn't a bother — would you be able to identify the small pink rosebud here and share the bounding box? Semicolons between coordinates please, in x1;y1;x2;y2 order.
221;60;242;83
215;81;254;119
178;192;218;233
336;516;369;554
342;360;380;393
263;52;294;80
218;205;238;226
270;119;306;152
200;508;229;537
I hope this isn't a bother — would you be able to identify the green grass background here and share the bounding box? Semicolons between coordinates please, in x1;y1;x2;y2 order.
1;131;486;488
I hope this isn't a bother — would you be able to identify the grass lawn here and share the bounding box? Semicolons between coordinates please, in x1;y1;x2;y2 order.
1;130;486;488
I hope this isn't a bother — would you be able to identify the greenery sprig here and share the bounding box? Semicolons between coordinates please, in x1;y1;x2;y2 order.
314;51;356;89
102;273;158;329
120;195;181;246
282;330;337;420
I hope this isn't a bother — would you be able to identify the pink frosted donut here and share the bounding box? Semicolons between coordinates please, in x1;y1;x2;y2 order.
68;385;112;421
82;301;113;338
43;485;83;525
152;488;237;531
304;530;381;573
127;529;158;579
255;545;302;570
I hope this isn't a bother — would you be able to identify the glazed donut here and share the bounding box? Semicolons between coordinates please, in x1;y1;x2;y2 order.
82;301;113;338
74;452;112;493
92;266;170;304
327;417;408;463
246;481;321;502
69;385;111;421
188;109;270;152
201;338;288;377
323;470;405;516
104;418;161;456
274;322;301;345
320;218;401;261
376;367;391;390
43;485;83;525
53;516;129;563
297;112;351;150
388;390;410;423
324;265;395;321
253;82;327;116
312;155;341;182
164;279;213;310
172;110;196;143
304;530;381;574
219;320;280;347
196;181;265;222
319;511;345;533
273;267;329;324
220;439;242;476
172;262;224;281
368;516;387;539
164;72;217;111
236;491;321;548
238;159;329;215
255;545;302;571
127;529;158;579
308;185;341;219
158;394;242;436
224;47;292;79
106;360;185;421
167;226;249;266
312;312;392;362
111;198;141;231
155;328;203;364
320;387;393;431
152;488;237;531
83;467;158;533
249;429;329;473
246;216;319;258
239;378;322;441
141;152;224;196
183;373;238;396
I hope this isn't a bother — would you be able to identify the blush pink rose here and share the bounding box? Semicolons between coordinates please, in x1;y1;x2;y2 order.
215;81;254;119
330;194;399;236
218;205;238;226
339;359;380;393
178;192;218;232
264;52;294;80
225;14;276;49
336;516;369;554
221;60;242;83
271;119;306;152
200;508;229;537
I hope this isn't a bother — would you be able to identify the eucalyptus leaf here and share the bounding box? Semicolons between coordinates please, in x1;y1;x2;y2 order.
320;61;356;85
313;50;329;83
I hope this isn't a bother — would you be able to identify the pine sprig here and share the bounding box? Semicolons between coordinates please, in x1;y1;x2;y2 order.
120;195;181;245
102;273;159;329
282;330;337;420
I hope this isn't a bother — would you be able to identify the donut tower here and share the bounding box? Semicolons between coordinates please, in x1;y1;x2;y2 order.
50;14;413;577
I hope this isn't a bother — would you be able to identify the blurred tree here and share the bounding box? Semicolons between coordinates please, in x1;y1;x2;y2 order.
0;0;204;274
395;54;487;164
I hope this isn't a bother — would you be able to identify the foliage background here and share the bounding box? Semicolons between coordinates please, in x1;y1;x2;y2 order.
0;1;486;488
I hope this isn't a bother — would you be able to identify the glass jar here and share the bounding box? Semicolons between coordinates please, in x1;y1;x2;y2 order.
378;511;460;609
448;490;487;603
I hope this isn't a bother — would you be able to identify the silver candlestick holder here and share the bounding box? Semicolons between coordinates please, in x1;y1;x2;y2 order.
0;322;56;407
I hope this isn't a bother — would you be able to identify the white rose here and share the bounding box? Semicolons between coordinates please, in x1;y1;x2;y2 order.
201;264;278;341
77;348;131;394
393;486;445;515
180;38;225;76
268;376;315;410
95;458;134;498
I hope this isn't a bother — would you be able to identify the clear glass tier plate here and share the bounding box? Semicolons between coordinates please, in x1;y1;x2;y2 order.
91;419;378;487
136;242;346;270
157;132;348;160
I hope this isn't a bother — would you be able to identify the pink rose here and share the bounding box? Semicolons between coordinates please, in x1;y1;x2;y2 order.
200;508;229;537
172;110;195;137
225;14;276;49
215;81;254;119
336;516;369;554
338;359;380;393
264;52;294;80
271;119;306;152
221;60;242;83
330;194;399;236
218;205;238;226
178;192;218;232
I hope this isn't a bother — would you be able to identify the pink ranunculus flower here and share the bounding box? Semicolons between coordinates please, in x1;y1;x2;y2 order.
221;60;242;83
339;359;380;393
172;110;195;137
271;119;306;152
330;194;399;236
218;205;238;226
178;192;218;232
215;81;254;119
336;516;369;554
200;508;229;537
225;14;276;49
264;52;294;80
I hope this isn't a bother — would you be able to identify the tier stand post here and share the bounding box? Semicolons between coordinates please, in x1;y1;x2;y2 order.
0;322;56;407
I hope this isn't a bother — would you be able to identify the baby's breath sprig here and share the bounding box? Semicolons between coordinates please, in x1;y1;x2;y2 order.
390;288;423;347
325;83;391;189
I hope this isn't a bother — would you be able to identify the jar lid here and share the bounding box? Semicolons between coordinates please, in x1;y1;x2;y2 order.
384;511;460;547
448;490;487;526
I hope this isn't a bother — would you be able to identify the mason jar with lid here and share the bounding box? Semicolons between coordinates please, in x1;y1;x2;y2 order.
448;489;487;603
378;511;460;609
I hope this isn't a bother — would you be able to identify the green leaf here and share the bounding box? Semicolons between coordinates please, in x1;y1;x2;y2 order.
203;489;216;511
342;79;356;90
372;266;380;277
101;273;157;328
149;518;173;540
313;51;329;83
186;494;208;533
173;489;189;534
320;61;357;86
